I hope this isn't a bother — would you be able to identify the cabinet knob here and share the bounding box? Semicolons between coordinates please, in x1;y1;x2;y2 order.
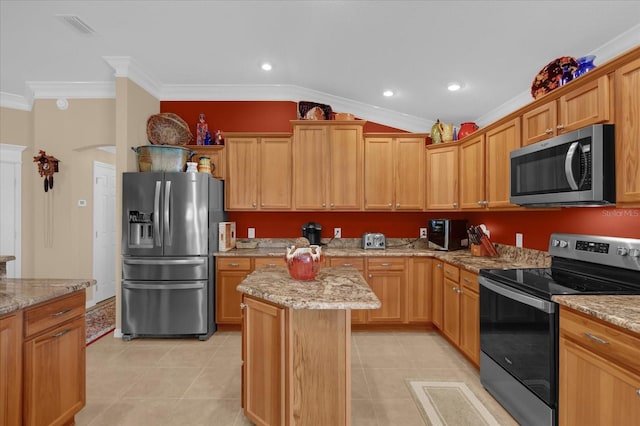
545;128;553;135
388;203;392;207
261;203;264;207
477;201;484;206
636;389;640;397
451;286;457;292
436;263;442;269
228;263;240;267
584;332;608;345
556;124;565;131
53;328;72;338
240;303;247;309
396;203;400;208
252;202;256;207
322;203;326;207
453;202;458;208
330;203;335;207
368;274;372;279
342;263;353;267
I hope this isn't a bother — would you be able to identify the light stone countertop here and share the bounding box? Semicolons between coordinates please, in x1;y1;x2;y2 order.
0;278;96;316
237;266;381;310
0;256;16;263
553;295;640;335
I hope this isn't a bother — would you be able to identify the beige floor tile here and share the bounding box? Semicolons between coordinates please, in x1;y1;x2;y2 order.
352;331;399;346
403;341;470;369
373;398;426;426
74;397;116;425
167;398;244;426
183;365;242;399
107;345;174;367
123;367;202;398
351;399;379;426
85;366;142;399
351;368;371;400
363;368;421;399
157;345;218;368
84;398;182;426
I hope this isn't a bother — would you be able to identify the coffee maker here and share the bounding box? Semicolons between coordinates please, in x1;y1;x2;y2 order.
302;222;322;245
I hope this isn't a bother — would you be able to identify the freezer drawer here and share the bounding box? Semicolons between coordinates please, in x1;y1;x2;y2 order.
122;257;208;281
122;280;208;337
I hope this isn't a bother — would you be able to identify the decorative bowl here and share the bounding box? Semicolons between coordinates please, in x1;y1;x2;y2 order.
531;56;578;99
285;245;322;281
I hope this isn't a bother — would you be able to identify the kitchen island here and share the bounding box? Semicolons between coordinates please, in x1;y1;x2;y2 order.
237;266;380;426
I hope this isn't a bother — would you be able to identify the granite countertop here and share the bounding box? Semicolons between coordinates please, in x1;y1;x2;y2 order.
237;266;381;310
553;295;640;335
0;278;96;316
0;256;16;263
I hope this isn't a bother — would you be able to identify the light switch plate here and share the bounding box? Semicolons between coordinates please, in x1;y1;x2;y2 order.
516;233;523;248
248;228;255;239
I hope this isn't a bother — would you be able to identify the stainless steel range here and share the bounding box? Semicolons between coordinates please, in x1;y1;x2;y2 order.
478;233;640;426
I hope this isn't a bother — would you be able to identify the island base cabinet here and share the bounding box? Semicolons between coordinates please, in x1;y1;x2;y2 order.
242;295;350;426
0;312;22;426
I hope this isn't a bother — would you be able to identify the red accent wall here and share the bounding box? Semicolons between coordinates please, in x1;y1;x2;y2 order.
161;101;640;252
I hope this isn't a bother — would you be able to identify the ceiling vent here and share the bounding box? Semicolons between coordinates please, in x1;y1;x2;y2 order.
56;14;96;35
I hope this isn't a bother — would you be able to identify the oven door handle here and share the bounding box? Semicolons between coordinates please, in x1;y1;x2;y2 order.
479;276;556;313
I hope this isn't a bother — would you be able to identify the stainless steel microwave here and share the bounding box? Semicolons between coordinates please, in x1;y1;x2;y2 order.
510;124;615;207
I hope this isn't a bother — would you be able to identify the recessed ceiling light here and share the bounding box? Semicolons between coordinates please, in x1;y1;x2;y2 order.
383;90;394;97
261;63;272;71
447;82;462;92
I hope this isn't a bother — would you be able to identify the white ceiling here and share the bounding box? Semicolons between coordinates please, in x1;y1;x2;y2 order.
1;1;639;131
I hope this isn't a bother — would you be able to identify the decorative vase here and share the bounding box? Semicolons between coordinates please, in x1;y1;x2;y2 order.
441;123;454;142
458;122;479;140
285;245;322;281
430;119;443;144
573;55;597;79
559;64;574;86
185;162;198;173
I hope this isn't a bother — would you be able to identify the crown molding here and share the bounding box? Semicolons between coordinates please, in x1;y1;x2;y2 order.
103;56;162;99
26;81;115;100
0;92;31;111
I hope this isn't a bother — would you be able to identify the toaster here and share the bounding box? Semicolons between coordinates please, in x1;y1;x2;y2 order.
361;233;386;250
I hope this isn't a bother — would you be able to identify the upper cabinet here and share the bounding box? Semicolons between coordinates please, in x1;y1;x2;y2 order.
292;121;365;210
190;146;225;179
522;75;612;146
615;56;640;206
484;118;521;209
426;143;459;210
364;134;428;210
225;134;292;210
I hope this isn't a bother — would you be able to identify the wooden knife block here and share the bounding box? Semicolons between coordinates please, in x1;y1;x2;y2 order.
470;243;491;257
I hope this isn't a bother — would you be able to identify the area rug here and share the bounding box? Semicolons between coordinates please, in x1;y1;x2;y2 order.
407;380;501;426
85;297;115;345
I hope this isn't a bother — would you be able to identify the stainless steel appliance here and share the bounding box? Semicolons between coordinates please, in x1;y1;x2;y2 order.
479;233;640;426
302;222;322;245
361;232;386;250
121;172;226;341
510;124;615;207
428;219;468;251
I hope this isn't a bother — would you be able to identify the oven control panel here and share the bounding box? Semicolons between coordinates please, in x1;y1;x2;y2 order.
549;233;640;271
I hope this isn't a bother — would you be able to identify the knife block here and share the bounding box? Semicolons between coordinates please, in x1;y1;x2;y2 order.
470;243;491;257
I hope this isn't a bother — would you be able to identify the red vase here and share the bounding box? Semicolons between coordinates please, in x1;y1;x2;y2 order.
285;246;322;281
458;122;479;140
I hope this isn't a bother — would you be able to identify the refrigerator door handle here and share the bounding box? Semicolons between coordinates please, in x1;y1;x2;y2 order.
123;258;207;266
154;180;162;246
164;180;172;245
123;282;206;290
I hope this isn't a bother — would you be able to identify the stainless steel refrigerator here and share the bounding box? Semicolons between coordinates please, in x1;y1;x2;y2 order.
121;172;225;341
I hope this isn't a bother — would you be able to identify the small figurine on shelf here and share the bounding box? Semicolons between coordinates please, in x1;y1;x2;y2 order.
196;113;208;146
214;130;225;146
204;131;212;145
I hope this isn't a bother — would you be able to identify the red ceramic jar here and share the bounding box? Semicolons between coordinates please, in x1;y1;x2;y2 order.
458;122;479;140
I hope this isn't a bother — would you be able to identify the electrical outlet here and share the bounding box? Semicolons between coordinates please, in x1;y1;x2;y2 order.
420;228;427;238
334;228;342;238
248;228;255;239
516;233;523;248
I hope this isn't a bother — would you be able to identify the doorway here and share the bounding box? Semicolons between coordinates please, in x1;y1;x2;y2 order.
0;144;26;278
92;161;116;306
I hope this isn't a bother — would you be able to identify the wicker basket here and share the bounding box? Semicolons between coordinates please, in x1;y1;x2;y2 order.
146;113;193;145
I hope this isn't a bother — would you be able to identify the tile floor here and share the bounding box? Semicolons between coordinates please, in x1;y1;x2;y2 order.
77;330;518;425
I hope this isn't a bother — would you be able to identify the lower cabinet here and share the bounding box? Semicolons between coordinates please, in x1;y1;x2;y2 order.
0;311;22;426
216;258;252;325
408;257;432;323
365;257;407;324
431;259;444;329
559;306;640;426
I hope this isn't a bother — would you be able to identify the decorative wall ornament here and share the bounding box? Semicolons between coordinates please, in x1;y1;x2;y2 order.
33;150;60;192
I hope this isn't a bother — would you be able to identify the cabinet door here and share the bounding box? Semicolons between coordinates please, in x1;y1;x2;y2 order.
615;57;640;205
485;118;521;208
431;261;444;329
364;137;394;210
522;101;558;146
243;296;285;426
395;138;425;210
407;258;432;323
559;337;640;426
226;138;259;210
329;125;363;210
442;278;460;344
191;147;225;179
459;284;479;366
23;315;85;426
216;258;252;325
459;134;486;209
558;75;611;133
259;137;292;209
293;126;328;209
426;145;459;210
366;264;406;324
0;313;22;426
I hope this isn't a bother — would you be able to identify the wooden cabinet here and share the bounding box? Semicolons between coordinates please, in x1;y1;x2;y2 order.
216;257;252;325
431;259;444;330
329;257;367;324
241;294;351;426
365;257;406;324
23;290;86;426
459;134;486;209
407;257;432;323
522;75;611;146
0;311;22;426
292;121;365;210
190;146;225;179
442;263;461;343
426;143;459;210
363;134;428;210
615;56;640;205
225;135;292;210
484;118;521;209
559;306;640;426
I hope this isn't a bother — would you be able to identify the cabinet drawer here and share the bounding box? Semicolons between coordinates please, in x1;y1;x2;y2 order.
460;269;479;293
329;257;365;270
217;257;252;271
24;291;85;338
560;306;640;374
443;263;460;282
254;257;286;269
366;258;405;271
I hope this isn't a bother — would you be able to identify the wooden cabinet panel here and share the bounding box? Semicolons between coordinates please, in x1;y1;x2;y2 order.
442;277;460;343
408;257;432;323
615;56;640;205
485;118;521;209
459;269;479;366
366;258;406;324
426;144;459;210
459;134;486;209
431;260;444;330
0;312;22;426
522;101;558;146
293;125;328;210
23;314;85;426
329;125;363;210
364;137;394;210
191;146;225;179
24;291;85;338
225;138;259;210
254;257;286;270
559;75;611;133
395;137;426;210
216;257;252;325
260;138;292;209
